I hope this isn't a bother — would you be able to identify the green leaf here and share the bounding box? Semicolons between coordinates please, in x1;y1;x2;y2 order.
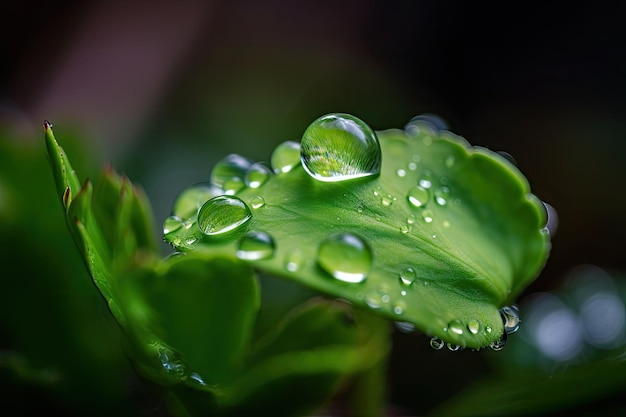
221;298;391;417
118;252;260;388
165;114;551;349
45;123;384;416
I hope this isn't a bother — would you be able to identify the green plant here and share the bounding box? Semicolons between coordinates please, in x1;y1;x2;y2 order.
44;113;550;416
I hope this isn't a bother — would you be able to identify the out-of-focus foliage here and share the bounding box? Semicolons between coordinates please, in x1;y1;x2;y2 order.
0;125;138;416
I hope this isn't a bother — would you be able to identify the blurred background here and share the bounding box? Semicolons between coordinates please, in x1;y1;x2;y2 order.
1;1;625;416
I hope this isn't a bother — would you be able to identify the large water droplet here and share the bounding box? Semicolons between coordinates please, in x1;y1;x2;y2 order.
500;304;521;334
301;113;381;182
211;154;253;194
236;231;275;260
197;195;251;236
271;141;301;174
245;163;272;188
407;185;429;208
317;233;372;283
163;215;183;235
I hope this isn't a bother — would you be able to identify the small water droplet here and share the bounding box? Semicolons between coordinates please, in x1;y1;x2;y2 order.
396;168;406;177
445;155;456;168
434;186;450;206
285;249;304;272
245;163;272;188
393;303;405;315
447;343;461;352
422;209;434;223
185;236;198;245
211;154;253;194
443;220;451;228
408;162;417;171
399;267;416;286
500;304;521;334
407;185;429;208
489;332;508;351
485;326;492;334
301;113;381;182
405;114;449;134
400;225;410;234
422;136;433;146
418;171;434;189
317;233;372;283
381;195;394;207
400;290;407;296
365;294;381;309
271;141;301;174
197;195;251;236
467;320;480;335
236;231;275;260
448;319;464;335
430;336;445;350
163;215;183;234
357;205;364;214
250;196;266;209
407;214;416;224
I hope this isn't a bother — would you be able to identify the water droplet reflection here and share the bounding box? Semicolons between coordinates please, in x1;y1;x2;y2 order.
317;233;372;283
301;113;381;182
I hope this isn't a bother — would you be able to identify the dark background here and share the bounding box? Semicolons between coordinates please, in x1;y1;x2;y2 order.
2;1;625;415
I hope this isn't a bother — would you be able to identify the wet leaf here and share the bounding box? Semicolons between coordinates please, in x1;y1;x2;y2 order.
45;122;390;416
165;114;551;349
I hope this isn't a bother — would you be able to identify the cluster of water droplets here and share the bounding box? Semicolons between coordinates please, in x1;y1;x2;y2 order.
428;304;521;352
163;113;386;269
162;112;526;352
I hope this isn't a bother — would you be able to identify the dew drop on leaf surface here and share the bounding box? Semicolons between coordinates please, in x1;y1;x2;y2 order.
236;231;275;260
300;113;382;182
317;233;372;283
407;185;429;208
245;163;272;188
210;154;252;194
163;215;183;235
197;195;251;236
271;140;301;174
